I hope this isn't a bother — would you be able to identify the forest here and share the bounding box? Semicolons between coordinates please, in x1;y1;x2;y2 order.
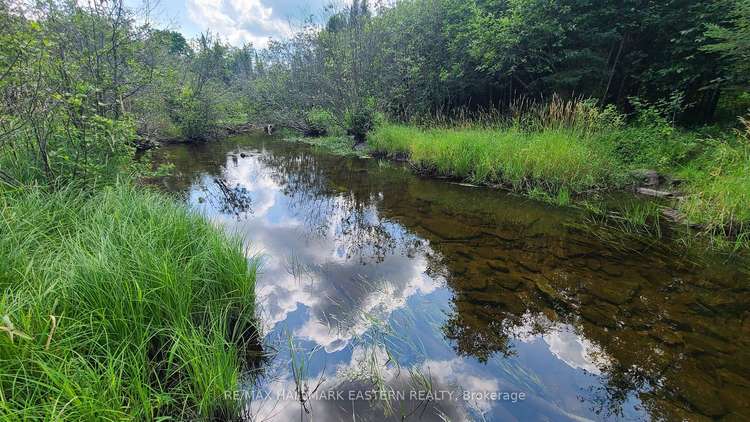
1;0;749;419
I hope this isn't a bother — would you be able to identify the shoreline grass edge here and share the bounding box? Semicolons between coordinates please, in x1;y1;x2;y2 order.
364;123;749;250
0;182;258;420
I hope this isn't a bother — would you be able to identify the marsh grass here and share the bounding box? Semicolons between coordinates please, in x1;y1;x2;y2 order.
368;100;750;249
369;98;631;195
417;96;624;133
678;138;750;250
581;199;665;239
368;124;623;195
0;183;258;419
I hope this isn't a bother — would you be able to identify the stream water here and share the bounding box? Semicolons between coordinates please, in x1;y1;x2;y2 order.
154;134;749;421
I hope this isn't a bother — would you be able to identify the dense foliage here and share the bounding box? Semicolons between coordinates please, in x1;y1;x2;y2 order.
244;0;749;248
3;0;749;182
247;0;745;126
0;0;255;185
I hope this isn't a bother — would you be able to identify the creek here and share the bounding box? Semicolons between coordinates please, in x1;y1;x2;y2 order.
154;134;750;421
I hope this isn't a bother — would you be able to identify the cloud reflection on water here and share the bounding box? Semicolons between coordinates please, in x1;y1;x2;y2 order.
156;138;730;421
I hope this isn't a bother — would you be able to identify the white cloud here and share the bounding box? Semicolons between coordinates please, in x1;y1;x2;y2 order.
186;0;294;46
513;312;610;375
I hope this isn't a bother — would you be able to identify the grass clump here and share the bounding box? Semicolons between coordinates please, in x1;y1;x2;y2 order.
677;136;750;248
0;183;257;420
368;124;623;194
581;198;665;240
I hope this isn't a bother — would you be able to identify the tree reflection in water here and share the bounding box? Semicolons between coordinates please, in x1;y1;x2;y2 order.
212;178;253;218
154;135;750;421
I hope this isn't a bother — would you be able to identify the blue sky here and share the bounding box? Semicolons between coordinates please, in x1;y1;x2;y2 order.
127;0;349;47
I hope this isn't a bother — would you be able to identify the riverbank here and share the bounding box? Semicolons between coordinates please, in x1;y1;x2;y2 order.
369;124;623;197
0;183;258;419
367;123;749;249
285;116;748;250
135;122;257;150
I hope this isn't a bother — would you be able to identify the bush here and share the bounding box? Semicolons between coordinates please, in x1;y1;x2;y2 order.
48;115;137;183
1;90;138;186
345;100;383;142
304;108;336;137
167;85;220;140
602;124;700;169
599;98;701;169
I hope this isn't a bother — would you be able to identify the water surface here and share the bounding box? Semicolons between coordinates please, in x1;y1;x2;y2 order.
155;134;750;421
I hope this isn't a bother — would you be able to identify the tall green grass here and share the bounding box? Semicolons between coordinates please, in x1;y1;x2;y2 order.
367;100;750;249
678;138;750;249
0;183;257;419
368;124;623;194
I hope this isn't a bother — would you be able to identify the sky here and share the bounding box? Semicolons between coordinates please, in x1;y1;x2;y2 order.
127;0;349;47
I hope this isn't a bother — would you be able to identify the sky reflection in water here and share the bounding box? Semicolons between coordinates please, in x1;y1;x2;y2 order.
155;135;750;421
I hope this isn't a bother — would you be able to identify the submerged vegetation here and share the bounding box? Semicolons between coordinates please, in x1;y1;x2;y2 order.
286;135;371;158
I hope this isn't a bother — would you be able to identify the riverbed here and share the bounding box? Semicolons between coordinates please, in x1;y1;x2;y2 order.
154;134;750;421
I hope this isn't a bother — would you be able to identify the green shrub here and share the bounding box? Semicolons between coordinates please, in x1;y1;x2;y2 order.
304;108;337;137
601;124;700;169
593;98;702;169
49;115;137;182
1;90;138;186
167;85;220;140
345;100;383;142
600;95;702;169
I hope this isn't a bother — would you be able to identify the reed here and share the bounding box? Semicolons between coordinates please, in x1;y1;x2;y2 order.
678;130;750;250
